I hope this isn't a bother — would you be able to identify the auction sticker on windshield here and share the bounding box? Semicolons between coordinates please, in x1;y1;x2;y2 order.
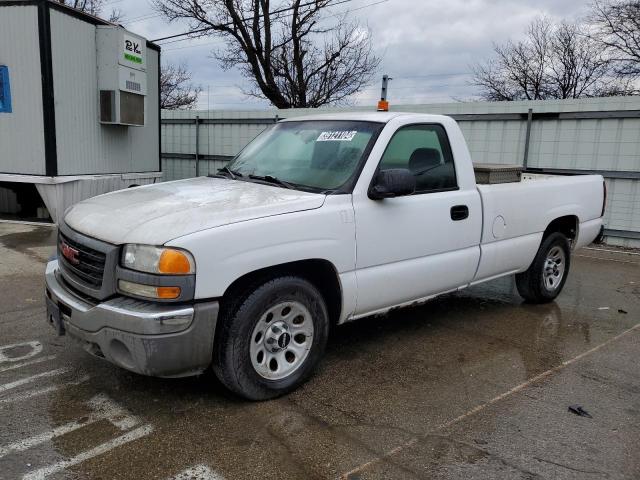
317;131;358;142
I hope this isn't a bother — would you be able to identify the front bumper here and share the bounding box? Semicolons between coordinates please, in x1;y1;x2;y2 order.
44;259;218;378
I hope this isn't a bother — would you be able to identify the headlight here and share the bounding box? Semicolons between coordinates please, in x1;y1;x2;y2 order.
122;245;195;275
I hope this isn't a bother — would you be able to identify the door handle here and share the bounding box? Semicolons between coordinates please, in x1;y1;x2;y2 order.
450;205;469;221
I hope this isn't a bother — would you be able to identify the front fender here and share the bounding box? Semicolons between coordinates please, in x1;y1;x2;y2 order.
166;196;356;300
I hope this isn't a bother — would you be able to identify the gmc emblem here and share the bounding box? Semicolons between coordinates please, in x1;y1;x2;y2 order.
60;241;80;265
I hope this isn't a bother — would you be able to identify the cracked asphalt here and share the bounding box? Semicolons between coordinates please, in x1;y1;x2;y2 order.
0;222;639;480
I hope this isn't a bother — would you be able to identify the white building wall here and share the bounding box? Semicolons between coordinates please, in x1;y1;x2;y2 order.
50;9;160;176
0;5;46;175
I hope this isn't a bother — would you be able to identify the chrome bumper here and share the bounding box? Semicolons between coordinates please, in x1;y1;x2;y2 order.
44;259;218;378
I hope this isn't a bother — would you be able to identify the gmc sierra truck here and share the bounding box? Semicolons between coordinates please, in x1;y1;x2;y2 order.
45;112;606;400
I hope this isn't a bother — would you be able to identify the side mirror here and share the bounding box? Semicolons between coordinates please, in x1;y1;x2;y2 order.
368;169;416;200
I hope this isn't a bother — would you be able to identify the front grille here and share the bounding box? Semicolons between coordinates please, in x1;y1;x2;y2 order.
58;232;107;288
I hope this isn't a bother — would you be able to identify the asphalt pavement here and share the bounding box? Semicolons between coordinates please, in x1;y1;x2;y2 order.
0;222;639;480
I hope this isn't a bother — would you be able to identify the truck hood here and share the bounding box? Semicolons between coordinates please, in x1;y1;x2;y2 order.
64;177;326;245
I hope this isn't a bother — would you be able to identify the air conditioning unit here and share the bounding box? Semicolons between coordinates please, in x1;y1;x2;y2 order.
97;26;147;126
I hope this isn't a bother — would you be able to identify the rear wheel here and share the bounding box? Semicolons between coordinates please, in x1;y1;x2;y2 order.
516;232;571;303
213;276;329;400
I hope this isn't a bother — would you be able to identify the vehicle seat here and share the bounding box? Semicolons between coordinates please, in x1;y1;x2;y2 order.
416;162;456;190
408;148;441;174
408;148;456;190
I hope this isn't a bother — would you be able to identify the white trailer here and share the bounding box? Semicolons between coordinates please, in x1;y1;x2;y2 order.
0;0;161;222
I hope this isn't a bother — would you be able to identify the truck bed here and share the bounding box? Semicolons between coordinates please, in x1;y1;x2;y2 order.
472;173;604;282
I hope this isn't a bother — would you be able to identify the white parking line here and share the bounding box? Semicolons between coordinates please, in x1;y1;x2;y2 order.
0;368;69;393
87;394;142;431
0;375;91;405
170;465;224;480
0;341;43;363
0;356;56;373
22;424;154;480
0;394;141;459
0;219;55;227
0;418;91;459
576;254;639;264
583;246;640;256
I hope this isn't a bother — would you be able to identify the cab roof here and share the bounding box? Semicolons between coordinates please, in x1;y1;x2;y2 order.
279;111;428;124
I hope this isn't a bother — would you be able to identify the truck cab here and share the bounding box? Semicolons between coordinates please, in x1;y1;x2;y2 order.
45;112;605;400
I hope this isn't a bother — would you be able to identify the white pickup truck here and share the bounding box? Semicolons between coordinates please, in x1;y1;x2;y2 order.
45;112;605;400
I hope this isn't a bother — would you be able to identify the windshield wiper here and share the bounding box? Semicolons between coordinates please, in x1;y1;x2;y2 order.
210;166;243;180
248;174;297;190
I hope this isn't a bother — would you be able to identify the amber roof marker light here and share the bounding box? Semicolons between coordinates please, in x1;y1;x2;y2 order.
377;74;392;112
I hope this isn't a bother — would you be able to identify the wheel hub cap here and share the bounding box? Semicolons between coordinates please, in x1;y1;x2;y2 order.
250;301;314;380
264;321;291;352
543;246;566;291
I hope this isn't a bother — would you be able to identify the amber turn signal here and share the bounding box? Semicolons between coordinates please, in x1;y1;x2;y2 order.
156;286;181;299
158;250;192;274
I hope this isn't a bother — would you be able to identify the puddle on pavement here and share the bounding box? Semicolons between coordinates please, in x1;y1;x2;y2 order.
0;226;57;250
0;226;57;264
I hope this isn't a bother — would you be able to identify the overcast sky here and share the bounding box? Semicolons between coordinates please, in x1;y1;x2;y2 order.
114;0;593;110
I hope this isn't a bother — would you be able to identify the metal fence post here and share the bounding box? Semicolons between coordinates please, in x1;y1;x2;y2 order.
523;108;533;169
195;115;200;177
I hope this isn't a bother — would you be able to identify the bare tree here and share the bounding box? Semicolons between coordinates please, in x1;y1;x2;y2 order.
472;17;632;101
153;0;380;108
473;18;551;101
590;0;640;76
547;22;620;98
161;63;202;109
57;0;122;22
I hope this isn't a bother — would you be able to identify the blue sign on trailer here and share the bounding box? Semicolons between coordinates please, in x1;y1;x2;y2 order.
0;66;12;113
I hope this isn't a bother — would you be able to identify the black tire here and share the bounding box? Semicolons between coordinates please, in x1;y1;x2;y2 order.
212;276;329;400
516;232;571;304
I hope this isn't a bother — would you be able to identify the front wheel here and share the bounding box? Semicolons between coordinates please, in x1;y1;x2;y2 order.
212;276;329;400
516;232;571;303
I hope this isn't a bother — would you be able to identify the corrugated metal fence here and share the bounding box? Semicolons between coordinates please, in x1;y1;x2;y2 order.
162;97;640;247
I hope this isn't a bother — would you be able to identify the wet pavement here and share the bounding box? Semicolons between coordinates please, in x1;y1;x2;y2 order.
0;222;639;480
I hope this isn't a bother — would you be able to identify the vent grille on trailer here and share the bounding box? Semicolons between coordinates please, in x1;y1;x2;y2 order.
125;80;141;92
120;91;144;125
99;90;115;122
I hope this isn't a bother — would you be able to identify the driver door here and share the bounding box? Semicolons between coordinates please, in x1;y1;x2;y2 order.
352;123;482;316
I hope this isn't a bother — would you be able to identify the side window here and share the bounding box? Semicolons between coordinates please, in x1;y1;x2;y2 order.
379;124;457;192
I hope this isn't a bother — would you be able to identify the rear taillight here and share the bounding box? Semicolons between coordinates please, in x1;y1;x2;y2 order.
601;180;607;217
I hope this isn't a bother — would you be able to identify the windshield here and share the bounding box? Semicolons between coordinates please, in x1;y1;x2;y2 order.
226;120;383;192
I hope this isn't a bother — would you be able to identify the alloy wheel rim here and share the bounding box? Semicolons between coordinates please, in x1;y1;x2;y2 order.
543;246;565;291
250;301;314;380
